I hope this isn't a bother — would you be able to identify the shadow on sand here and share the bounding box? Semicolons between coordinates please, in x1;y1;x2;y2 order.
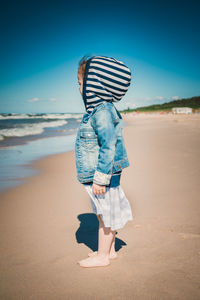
76;213;127;252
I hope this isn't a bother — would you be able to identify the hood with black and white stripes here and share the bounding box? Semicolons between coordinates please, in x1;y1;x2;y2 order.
82;55;132;113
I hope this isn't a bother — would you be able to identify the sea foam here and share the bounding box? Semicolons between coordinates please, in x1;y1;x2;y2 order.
0;120;68;140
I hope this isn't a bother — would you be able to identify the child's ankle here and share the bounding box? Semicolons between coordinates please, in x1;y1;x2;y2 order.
97;252;110;259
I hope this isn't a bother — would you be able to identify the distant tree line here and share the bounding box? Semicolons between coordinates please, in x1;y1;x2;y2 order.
120;96;200;113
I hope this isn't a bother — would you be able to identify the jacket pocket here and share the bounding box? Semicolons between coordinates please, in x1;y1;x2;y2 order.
80;130;98;149
80;131;97;139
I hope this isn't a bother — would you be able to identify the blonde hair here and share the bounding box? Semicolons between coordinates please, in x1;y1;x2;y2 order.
78;55;92;78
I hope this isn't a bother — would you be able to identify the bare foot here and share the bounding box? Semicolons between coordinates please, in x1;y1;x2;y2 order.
88;251;117;259
78;255;110;268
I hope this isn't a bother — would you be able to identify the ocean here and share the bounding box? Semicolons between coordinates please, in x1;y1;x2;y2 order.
0;112;83;193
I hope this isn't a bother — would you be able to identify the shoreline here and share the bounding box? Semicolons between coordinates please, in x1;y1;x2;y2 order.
0;113;200;299
0;116;129;194
0;133;77;194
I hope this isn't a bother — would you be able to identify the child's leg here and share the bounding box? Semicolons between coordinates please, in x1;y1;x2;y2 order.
78;215;115;267
109;228;117;256
97;215;116;257
88;215;117;258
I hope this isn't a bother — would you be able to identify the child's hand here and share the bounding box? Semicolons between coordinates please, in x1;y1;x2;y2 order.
92;183;106;195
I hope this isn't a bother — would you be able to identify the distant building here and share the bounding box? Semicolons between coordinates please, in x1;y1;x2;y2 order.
172;107;192;114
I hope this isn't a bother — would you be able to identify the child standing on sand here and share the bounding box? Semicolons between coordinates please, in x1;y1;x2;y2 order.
75;55;133;268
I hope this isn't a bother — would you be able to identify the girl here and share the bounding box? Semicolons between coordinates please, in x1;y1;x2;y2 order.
75;55;133;268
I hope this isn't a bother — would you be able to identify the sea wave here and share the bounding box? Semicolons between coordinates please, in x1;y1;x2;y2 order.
0;113;83;120
0;120;68;140
42;113;83;119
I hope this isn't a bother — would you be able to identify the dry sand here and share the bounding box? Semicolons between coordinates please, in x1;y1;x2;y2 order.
0;113;200;300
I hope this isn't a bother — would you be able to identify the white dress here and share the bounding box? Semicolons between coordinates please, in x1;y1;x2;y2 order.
83;183;134;231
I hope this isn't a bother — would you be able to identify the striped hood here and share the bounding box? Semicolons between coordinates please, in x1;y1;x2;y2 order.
82;55;131;113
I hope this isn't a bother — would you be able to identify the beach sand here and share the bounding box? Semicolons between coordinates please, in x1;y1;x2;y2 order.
0;113;200;299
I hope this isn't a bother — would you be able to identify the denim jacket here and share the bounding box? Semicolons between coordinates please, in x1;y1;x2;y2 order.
75;102;130;185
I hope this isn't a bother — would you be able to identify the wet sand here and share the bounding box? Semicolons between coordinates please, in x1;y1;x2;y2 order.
0;113;200;299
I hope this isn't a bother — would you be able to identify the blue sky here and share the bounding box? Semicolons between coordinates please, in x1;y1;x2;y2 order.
0;0;199;113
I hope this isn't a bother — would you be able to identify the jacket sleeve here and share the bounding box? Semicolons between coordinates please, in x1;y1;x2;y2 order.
91;108;117;186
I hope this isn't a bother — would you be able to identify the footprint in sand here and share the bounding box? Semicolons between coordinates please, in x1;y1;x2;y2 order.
134;224;141;228
179;233;200;240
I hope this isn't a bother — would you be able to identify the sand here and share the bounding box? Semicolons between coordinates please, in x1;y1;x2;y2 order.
0;113;200;300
